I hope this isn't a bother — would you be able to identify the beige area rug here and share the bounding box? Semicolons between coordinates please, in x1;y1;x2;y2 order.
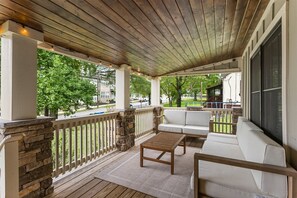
95;146;200;198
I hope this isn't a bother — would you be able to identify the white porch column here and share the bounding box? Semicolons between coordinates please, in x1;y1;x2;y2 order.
115;65;130;110
151;77;160;106
1;20;43;120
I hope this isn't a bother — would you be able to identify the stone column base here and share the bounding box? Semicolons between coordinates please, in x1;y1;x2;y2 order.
153;107;163;134
0;117;55;198
116;109;135;151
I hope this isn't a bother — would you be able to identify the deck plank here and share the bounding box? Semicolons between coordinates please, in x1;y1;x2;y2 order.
80;180;110;198
117;188;137;198
105;185;128;198
132;192;146;198
92;182;118;198
66;178;102;198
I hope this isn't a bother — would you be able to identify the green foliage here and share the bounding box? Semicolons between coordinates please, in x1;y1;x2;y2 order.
161;74;221;107
130;74;151;97
37;49;96;117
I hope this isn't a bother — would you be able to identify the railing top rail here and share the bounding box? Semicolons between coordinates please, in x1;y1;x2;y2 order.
135;107;154;113
203;108;233;112
163;107;187;110
53;111;120;125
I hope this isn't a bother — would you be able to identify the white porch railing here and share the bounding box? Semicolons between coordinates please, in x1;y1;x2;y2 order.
205;108;234;134
52;112;118;177
135;107;154;138
0;135;23;198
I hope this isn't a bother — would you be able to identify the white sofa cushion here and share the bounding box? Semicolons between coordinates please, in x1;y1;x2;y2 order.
158;123;183;133
186;111;211;127
237;122;287;198
163;110;186;125
183;125;209;136
191;141;262;198
207;133;238;144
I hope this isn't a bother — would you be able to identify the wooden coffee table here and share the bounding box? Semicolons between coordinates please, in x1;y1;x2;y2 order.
140;132;186;174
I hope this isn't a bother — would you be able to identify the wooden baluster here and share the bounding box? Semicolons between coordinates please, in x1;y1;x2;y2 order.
112;116;115;149
68;123;72;171
105;117;108;152
55;125;59;177
103;117;106;154
94;118;98;157
74;122;78;169
89;119;93;161
99;118;102;155
62;124;66;174
108;116;111;150
79;121;83;166
84;120;88;163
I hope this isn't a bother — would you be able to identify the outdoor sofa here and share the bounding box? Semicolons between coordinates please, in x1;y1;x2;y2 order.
192;117;297;198
157;109;211;137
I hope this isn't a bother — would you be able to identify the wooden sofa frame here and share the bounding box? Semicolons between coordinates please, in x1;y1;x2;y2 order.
194;152;297;198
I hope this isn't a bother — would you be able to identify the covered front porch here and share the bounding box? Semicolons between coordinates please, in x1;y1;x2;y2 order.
1;0;297;197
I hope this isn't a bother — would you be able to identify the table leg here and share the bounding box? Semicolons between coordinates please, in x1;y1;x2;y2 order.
183;136;186;154
171;150;174;174
140;145;143;167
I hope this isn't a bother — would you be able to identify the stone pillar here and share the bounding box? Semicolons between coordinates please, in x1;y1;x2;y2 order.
0;118;55;198
153;107;163;134
116;109;135;151
232;108;243;134
151;77;161;106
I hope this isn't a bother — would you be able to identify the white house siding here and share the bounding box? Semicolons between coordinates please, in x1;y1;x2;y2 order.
242;0;297;195
222;73;241;103
288;0;297;194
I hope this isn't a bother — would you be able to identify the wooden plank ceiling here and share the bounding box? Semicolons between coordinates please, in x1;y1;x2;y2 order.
0;0;269;77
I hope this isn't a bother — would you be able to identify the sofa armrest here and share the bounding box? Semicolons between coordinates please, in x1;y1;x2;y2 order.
194;152;297;198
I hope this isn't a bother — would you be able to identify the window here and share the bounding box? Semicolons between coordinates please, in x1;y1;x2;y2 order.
250;24;282;144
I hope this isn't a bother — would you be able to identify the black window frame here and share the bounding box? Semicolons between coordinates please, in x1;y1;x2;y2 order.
250;22;283;145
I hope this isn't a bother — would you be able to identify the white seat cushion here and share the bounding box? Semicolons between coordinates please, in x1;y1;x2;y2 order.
163;110;186;125
190;141;261;197
183;125;209;136
207;133;238;144
186;111;211;127
158;123;183;133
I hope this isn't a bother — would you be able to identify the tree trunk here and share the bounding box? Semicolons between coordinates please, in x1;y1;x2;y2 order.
148;93;151;105
175;77;183;107
169;98;173;107
44;106;49;116
193;91;198;101
50;109;58;119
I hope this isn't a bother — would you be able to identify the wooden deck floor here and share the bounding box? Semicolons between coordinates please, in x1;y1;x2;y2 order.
49;134;203;198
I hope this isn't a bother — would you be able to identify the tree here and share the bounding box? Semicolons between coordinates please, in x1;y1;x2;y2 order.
186;76;206;101
172;76;188;107
37;49;96;118
161;77;177;107
130;75;151;104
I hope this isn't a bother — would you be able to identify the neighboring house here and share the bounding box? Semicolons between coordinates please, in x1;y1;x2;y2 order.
222;72;241;103
87;77;115;104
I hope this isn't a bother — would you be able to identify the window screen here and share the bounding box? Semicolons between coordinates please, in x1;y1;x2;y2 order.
250;24;282;145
